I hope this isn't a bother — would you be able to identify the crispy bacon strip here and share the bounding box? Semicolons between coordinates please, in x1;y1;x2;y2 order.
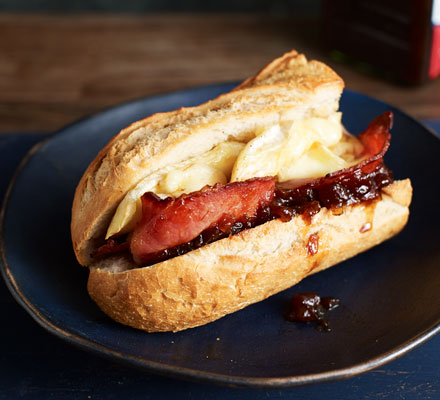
358;111;392;159
130;177;275;265
92;239;129;259
278;112;392;193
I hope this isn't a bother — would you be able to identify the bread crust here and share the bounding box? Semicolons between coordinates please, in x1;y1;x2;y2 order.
72;50;412;333
87;179;412;332
71;50;344;266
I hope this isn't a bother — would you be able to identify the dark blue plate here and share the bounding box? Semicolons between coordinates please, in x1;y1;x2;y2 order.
1;84;439;388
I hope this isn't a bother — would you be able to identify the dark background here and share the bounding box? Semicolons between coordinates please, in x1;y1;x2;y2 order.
0;0;321;14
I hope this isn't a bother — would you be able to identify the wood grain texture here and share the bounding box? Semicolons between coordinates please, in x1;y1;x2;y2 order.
0;13;439;133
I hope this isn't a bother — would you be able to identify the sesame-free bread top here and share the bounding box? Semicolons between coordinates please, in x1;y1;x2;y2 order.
71;50;344;266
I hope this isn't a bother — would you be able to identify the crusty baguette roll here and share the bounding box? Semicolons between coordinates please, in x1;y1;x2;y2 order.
71;50;412;333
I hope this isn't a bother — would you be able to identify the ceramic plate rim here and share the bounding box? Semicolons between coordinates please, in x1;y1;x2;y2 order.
1;84;439;388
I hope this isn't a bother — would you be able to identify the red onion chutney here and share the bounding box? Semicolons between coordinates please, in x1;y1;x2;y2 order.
95;111;394;266
285;292;340;332
95;159;392;265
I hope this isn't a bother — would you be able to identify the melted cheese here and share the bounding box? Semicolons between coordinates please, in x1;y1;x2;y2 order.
231;113;345;182
106;141;244;239
106;114;362;239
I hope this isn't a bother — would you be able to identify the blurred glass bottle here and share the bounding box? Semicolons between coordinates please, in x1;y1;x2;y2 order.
321;0;440;84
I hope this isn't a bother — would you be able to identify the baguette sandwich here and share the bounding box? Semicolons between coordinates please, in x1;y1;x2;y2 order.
71;50;412;332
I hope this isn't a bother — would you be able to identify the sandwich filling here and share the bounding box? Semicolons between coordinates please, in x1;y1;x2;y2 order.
94;112;393;266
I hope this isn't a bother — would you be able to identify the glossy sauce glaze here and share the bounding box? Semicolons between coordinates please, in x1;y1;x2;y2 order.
359;200;378;233
285;292;340;332
360;222;372;233
125;161;393;266
306;233;320;256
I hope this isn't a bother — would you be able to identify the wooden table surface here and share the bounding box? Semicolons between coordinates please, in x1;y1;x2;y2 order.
1;13;439;134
